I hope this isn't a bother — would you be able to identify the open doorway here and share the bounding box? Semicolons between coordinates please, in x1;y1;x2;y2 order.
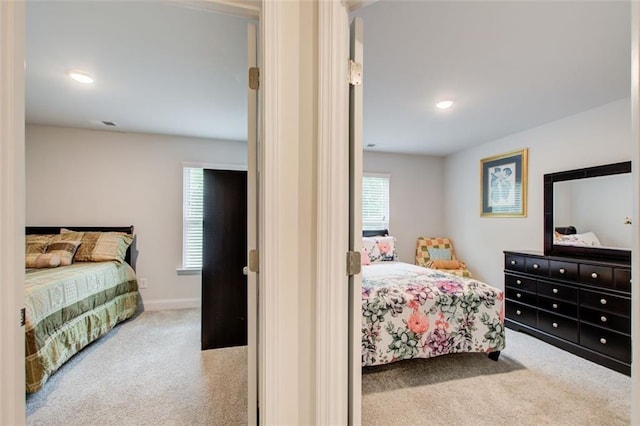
350;1;633;424
23;1;258;423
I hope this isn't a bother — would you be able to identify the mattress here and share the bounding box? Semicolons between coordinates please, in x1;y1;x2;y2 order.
362;261;505;367
25;261;139;393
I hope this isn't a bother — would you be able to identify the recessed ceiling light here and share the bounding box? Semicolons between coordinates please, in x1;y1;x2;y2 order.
436;100;454;110
68;71;94;84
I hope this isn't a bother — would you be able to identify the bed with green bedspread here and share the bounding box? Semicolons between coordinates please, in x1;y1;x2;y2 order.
25;261;139;393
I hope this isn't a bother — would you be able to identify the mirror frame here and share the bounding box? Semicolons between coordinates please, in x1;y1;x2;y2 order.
543;160;632;263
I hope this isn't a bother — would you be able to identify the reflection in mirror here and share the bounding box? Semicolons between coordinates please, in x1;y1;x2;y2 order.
554;173;632;250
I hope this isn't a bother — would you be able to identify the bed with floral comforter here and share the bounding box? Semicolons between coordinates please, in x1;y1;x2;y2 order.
362;261;505;367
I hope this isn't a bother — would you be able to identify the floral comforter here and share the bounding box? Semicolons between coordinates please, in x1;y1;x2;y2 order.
362;261;505;367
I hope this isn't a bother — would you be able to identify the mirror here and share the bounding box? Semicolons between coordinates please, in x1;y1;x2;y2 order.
544;161;632;262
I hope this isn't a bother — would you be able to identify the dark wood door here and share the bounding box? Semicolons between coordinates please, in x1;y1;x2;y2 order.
201;169;247;350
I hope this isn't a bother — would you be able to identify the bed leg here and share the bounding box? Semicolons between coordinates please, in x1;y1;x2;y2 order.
488;351;500;361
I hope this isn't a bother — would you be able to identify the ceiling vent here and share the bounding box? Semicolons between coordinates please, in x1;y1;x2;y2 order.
101;121;117;127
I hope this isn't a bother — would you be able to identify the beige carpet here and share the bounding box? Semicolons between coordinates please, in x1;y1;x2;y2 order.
26;309;247;426
27;308;630;425
363;329;631;426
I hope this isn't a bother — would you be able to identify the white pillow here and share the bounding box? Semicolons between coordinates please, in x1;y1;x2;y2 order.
554;231;601;247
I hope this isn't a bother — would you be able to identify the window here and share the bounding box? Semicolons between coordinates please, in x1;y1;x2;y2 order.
362;173;390;231
182;167;204;270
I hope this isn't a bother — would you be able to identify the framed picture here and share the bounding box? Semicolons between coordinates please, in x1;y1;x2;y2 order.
480;148;528;217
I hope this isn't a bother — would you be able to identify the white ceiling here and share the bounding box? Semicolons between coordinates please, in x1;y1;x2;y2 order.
352;1;631;155
26;1;253;142
26;1;630;156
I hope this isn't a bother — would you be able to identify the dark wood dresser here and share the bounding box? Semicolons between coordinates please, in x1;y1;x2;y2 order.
504;250;631;375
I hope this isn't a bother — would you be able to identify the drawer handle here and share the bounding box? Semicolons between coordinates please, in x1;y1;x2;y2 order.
552;322;558;328
591;272;599;279
516;279;522;285
601;316;608;323
559;268;566;274
533;264;539;269
516;293;522;299
511;260;517;265
516;310;522;315
600;298;607;305
600;338;607;345
552;303;558;309
552;288;559;294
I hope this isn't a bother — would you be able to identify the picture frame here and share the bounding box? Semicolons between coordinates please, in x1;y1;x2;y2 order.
480;148;528;217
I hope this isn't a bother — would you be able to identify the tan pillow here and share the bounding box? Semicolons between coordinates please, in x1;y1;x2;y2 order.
61;229;133;264
427;259;465;270
51;231;85;242
26;253;61;269
25;234;53;255
26;253;42;268
45;240;81;266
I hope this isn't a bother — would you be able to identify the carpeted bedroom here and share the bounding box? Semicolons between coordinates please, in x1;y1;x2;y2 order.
26;308;630;425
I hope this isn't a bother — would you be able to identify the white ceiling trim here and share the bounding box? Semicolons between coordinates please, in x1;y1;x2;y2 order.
171;0;260;19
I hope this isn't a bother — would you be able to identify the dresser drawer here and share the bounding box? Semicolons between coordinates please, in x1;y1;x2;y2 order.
580;323;631;363
579;289;630;316
506;301;536;327
506;287;536;306
525;258;549;276
538;311;578;343
537;281;577;302
614;268;631;293
549;260;578;281
505;274;536;293
580;306;630;334
505;254;525;272
579;264;614;288
538;296;577;318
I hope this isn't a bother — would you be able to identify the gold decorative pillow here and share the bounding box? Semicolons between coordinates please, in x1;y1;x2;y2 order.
25;253;61;269
25;234;54;255
426;259;465;270
60;229;133;264
45;241;82;266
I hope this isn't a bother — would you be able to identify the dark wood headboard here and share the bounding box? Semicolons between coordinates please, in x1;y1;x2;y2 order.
555;226;577;235
363;229;389;237
25;226;137;268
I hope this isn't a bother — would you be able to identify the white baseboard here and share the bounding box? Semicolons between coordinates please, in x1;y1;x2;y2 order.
141;298;200;311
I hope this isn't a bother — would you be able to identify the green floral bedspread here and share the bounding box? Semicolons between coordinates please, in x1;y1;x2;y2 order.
25;262;139;392
362;262;505;367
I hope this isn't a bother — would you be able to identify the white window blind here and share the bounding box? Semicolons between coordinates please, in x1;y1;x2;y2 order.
362;174;390;231
183;167;204;269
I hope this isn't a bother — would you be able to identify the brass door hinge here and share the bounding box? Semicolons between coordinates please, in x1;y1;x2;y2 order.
349;60;362;86
249;67;260;90
248;249;259;273
346;251;361;276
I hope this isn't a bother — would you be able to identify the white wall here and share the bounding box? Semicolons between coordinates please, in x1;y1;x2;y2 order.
444;98;632;289
25;124;247;310
364;151;445;262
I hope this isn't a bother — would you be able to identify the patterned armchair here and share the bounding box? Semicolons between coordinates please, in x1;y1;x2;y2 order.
415;237;472;278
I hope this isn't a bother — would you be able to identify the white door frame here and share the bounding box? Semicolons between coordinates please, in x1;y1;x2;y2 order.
316;0;351;423
0;1;26;424
246;21;259;426
630;1;639;422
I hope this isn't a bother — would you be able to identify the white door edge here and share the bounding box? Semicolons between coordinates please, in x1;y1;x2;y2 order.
0;1;26;425
246;21;259;426
316;0;351;424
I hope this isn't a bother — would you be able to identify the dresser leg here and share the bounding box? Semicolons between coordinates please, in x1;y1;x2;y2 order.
488;351;501;361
